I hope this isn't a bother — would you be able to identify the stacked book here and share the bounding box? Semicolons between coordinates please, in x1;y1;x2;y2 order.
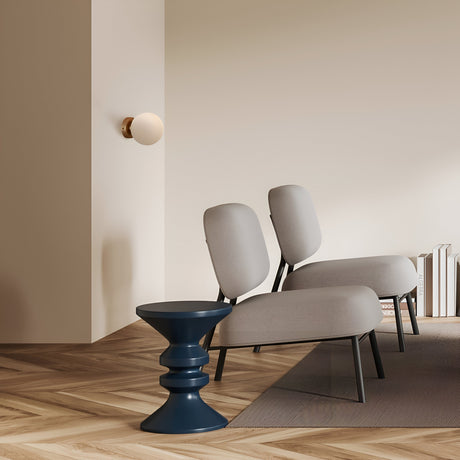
417;244;458;317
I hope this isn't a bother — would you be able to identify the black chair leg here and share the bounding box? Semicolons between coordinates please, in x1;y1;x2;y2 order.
393;296;406;352
202;327;215;351
351;336;366;403
369;330;385;378
214;348;227;381
405;293;420;335
253;345;261;353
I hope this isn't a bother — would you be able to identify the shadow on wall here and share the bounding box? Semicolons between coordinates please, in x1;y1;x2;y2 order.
0;275;29;343
102;236;133;334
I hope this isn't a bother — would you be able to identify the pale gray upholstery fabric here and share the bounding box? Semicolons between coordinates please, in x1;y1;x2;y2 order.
269;185;321;266
219;285;382;347
283;255;417;297
269;185;417;297
204;203;270;300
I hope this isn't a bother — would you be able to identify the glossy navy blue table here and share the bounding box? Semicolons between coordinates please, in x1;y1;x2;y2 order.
136;301;232;434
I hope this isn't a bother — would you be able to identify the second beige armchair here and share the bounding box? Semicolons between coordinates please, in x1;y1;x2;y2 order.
268;184;419;352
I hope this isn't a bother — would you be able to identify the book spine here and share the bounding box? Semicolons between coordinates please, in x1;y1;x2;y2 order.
432;244;443;317
447;254;458;317
416;254;426;317
439;244;451;317
425;254;433;317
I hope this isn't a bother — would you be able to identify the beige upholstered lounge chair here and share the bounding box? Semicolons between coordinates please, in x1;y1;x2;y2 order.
268;184;419;352
203;202;384;402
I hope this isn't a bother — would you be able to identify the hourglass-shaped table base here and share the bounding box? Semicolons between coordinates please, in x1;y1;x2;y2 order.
136;301;232;434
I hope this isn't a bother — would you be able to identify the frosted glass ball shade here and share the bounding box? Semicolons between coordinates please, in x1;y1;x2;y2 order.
130;113;164;145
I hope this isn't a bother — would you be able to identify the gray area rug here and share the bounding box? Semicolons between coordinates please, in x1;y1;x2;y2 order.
229;322;460;427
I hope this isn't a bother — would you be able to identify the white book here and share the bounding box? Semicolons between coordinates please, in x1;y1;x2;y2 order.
417;254;427;317
432;244;443;317
447;253;459;317
425;254;433;317
439;244;452;317
417;253;433;317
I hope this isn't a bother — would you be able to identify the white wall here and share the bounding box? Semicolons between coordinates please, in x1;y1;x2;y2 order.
91;0;165;341
165;0;460;301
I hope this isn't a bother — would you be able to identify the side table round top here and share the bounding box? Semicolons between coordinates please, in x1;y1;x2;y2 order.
136;301;231;319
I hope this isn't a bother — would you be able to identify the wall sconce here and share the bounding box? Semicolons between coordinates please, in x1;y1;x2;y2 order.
121;113;164;145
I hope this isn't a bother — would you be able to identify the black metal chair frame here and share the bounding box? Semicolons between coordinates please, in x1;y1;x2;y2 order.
202;287;385;403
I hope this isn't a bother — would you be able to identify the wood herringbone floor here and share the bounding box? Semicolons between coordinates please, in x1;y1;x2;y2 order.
0;316;458;459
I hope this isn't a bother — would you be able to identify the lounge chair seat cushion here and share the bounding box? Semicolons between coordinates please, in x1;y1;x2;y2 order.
283;255;416;298
218;285;382;348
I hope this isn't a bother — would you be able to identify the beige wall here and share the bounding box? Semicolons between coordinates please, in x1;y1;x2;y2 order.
165;0;460;300
91;0;165;341
0;0;92;342
1;0;457;342
0;0;165;343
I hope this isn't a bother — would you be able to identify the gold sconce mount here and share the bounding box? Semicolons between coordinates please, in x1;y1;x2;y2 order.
121;117;134;138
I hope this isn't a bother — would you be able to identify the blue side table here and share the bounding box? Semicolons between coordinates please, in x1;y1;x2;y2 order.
136;301;232;434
